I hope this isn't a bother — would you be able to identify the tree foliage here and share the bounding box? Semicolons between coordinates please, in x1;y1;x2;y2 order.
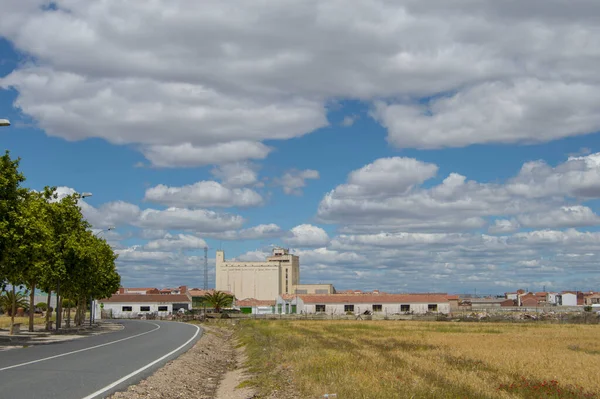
0;290;28;316
0;150;27;290
0;151;121;331
201;291;234;313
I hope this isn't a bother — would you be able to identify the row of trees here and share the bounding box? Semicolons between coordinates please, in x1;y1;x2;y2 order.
0;150;121;334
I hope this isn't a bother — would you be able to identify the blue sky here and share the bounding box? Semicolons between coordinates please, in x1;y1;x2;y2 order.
2;1;600;294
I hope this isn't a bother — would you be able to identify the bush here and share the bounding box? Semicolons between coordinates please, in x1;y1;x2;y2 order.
62;298;76;308
36;302;48;311
584;305;593;312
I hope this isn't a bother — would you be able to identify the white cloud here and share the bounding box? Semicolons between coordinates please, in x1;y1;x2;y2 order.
284;224;330;247
275;169;320;195
4;1;599;160
489;219;520;234
144;181;263;208
137;208;245;232
141;141;273;168
204;224;284;241
341;115;358;127
211;163;259;187
334;157;438;198
516;206;600;229
375;80;600;149
144;233;207;251
318;153;600;233
80;200;141;229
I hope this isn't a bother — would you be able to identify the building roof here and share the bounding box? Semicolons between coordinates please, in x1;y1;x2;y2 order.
236;299;276;307
100;294;191;303
298;294;449;304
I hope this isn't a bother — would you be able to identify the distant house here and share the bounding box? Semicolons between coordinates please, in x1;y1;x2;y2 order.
235;298;277;314
584;292;600;306
556;292;578;306
97;294;192;319
501;299;517;307
276;294;451;315
446;295;460;311
519;295;540;307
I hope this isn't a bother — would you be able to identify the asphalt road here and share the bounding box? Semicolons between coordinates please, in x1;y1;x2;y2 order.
0;320;202;399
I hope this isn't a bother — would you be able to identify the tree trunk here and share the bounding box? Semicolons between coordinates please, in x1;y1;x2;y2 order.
45;289;52;331
66;301;71;328
28;282;36;332
9;285;16;335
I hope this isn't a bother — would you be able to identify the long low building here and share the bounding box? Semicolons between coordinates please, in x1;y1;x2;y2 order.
276;294;451;315
96;294;192;319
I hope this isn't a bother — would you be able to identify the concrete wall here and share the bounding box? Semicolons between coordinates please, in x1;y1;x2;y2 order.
301;302;450;315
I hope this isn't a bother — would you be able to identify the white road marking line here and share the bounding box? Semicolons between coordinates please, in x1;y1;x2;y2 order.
82;324;201;399
0;322;161;372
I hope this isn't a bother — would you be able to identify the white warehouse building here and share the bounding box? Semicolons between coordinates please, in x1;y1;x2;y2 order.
276;294;451;315
96;294;192;319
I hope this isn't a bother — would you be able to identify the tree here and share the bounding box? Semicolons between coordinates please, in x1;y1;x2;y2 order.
201;291;234;313
0;151;27;290
0;290;28;316
9;190;54;331
44;190;91;329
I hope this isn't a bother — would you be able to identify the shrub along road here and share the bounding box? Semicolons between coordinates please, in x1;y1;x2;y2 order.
0;320;201;399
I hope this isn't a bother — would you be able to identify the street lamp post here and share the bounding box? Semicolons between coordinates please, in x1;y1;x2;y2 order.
56;192;92;331
0;119;10;127
90;226;114;326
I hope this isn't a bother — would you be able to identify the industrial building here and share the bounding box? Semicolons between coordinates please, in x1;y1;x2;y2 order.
215;247;301;300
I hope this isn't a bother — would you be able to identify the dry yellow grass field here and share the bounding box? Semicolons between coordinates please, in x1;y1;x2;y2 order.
236;320;600;398
0;315;54;329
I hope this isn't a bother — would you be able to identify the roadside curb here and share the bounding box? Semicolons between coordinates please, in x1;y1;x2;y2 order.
0;322;123;349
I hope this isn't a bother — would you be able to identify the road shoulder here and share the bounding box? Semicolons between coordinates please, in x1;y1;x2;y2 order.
109;324;249;399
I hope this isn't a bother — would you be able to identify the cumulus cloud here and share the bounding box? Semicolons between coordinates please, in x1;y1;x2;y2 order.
211;163;260;187
283;224;330;247
144;181;263;208
137;207;244;232
204;224;284;241
141;141;273;168
375;80;600;149
318;153;600;233
4;1;598;162
144;233;207;251
275;169;320;195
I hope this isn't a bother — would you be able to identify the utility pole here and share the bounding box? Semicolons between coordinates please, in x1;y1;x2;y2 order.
203;246;208;290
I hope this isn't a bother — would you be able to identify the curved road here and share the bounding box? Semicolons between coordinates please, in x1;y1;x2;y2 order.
0;320;202;399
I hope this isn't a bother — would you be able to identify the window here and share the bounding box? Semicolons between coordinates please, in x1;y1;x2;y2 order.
316;304;326;312
140;306;150;312
373;304;383;312
295;289;308;294
315;289;329;294
428;304;438;312
344;304;354;312
122;306;132;312
158;306;168;311
401;304;410;312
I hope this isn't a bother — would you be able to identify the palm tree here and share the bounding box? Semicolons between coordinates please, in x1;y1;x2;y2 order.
0;290;29;316
201;291;234;313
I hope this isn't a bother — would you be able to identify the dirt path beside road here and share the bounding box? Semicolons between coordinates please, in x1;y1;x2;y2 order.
109;324;257;399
